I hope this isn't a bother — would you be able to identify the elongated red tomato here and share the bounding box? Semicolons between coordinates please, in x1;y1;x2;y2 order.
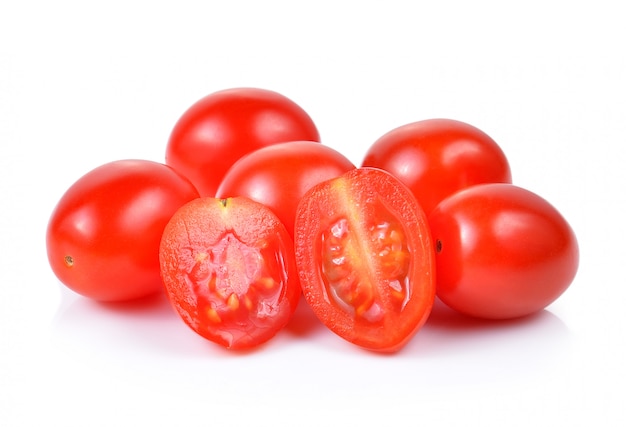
166;87;320;196
46;160;200;301
159;197;301;350
294;167;436;352
428;183;579;319
216;141;355;238
362;119;512;215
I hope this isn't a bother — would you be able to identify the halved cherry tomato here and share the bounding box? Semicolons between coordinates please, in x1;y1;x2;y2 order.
362;118;512;215
294;167;436;352
216;141;355;237
46;160;200;302
166;87;320;197
428;183;579;319
159;197;301;350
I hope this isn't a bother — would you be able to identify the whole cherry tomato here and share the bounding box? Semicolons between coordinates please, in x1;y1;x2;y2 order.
428;183;579;319
159;197;301;350
216;141;355;237
46;160;200;302
294;167;436;352
166;87;321;196
362;118;512;215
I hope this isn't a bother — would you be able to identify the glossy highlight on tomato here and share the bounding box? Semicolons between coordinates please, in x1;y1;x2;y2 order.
362;118;512;215
166;87;321;197
216;141;355;237
159;197;301;350
294;167;436;352
46;160;200;302
428;183;579;319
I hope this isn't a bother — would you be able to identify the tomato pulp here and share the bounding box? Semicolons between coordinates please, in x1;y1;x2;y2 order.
428;183;579;319
294;167;436;352
159;197;301;350
46;160;200;301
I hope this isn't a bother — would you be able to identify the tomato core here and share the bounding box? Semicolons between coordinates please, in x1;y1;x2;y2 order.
319;212;411;325
183;231;288;335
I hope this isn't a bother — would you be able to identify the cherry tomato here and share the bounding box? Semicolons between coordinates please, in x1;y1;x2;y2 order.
294;167;436;352
362;118;512;215
166;87;321;197
428;183;579;319
46;160;200;302
159;197;301;350
216;141;355;237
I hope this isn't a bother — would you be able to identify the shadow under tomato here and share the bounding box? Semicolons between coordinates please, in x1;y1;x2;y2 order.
383;298;573;388
52;287;227;358
52;287;314;357
406;297;571;358
425;297;551;330
283;297;326;338
94;291;174;315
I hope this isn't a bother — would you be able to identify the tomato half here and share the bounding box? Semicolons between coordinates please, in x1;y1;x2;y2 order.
428;183;579;319
46;160;200;302
362;118;512;215
294;167;436;352
166;87;321;197
216;141;355;238
159;197;301;350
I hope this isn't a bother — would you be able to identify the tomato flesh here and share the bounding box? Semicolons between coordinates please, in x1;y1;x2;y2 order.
320;213;411;324
295;167;435;352
159;197;300;350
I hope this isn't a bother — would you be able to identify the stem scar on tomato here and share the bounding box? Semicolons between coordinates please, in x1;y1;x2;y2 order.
64;255;74;267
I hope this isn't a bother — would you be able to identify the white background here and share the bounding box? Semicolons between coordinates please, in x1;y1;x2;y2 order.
2;1;625;425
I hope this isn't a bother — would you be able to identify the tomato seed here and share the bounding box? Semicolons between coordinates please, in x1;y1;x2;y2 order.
206;307;221;323
226;293;240;311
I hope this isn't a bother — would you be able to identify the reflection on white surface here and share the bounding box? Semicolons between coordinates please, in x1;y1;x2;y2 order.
44;287;575;426
51;287;570;385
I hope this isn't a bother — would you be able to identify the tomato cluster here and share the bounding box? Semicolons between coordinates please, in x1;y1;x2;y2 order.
47;87;579;353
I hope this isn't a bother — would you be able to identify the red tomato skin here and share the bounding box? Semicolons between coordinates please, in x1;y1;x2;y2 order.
216;141;355;238
294;167;436;352
362;119;512;215
46;160;200;302
166;87;321;197
428;183;579;319
159;197;301;350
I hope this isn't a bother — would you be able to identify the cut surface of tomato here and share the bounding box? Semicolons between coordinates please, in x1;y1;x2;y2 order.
294;167;436;352
159;197;301;350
